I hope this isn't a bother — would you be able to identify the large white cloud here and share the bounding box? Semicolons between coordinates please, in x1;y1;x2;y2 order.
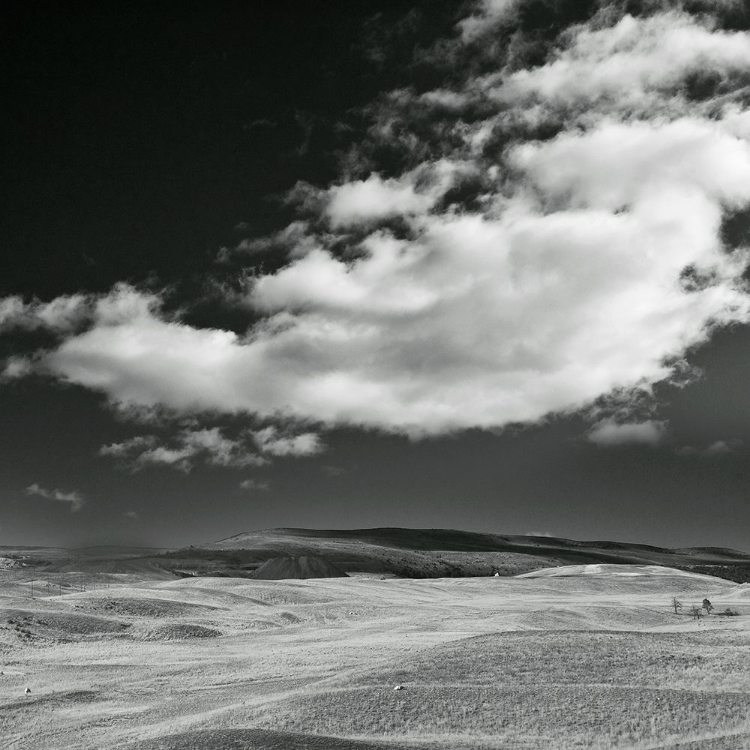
5;0;750;438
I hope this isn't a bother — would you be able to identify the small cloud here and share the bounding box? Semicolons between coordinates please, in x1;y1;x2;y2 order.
676;439;742;457
25;483;85;513
123;511;139;519
1;356;34;380
457;0;518;42
526;531;554;538
239;478;271;491
322;465;346;477
100;428;267;473
0;296;26;327
0;293;89;333
251;427;323;457
586;420;667;447
705;440;739;456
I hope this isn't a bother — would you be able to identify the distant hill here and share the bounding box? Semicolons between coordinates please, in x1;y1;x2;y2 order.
6;529;750;582
155;527;750;580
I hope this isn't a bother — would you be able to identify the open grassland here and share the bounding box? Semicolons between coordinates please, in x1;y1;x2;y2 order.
2;567;750;749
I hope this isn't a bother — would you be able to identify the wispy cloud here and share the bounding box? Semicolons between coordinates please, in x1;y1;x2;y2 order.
586;420;668;447
25;483;85;512
239;478;271;491
250;427;323;457
244;118;277;131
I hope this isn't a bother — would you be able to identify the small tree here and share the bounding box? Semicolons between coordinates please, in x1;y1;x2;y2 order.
671;597;683;615
702;598;713;615
691;606;702;620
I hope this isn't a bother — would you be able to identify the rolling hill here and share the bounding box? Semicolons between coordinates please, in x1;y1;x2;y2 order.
5;529;750;581
156;528;750;580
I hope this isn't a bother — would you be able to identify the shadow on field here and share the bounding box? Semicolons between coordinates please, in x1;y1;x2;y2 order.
2;689;101;711
128;728;425;750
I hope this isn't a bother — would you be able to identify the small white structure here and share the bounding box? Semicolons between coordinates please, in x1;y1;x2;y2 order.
24;687;31;695
393;684;405;691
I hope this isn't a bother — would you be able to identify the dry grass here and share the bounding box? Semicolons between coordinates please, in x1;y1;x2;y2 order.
1;567;749;749
254;630;750;747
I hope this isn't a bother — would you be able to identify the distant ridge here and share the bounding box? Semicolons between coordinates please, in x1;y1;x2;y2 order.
182;527;750;580
9;529;750;582
210;527;750;560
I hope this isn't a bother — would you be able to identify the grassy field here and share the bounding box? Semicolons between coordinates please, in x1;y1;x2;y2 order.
1;565;749;749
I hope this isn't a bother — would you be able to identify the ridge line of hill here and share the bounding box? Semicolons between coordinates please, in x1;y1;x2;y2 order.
6;528;750;582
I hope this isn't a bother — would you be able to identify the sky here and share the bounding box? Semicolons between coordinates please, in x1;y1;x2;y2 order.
3;0;750;550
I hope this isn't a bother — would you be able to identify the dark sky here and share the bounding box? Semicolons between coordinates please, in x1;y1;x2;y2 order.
3;0;750;550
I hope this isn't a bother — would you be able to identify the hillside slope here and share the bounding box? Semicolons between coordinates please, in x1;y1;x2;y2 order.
6;529;750;581
163;528;750;580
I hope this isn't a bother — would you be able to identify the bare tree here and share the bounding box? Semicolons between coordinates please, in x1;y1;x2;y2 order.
691;606;702;620
702;598;713;615
671;597;683;614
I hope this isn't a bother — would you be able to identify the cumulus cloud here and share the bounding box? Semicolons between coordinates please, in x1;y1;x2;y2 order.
322;161;467;228
586;420;668;446
25;483;85;512
5;1;750;439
